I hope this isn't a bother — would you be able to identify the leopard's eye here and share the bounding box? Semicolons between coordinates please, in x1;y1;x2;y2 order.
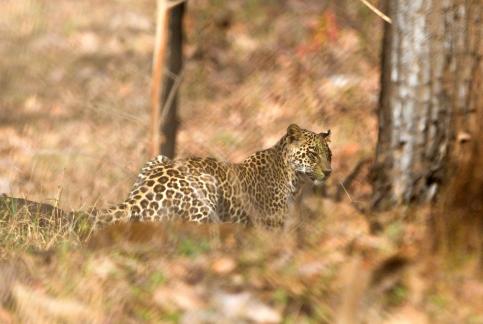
307;149;318;158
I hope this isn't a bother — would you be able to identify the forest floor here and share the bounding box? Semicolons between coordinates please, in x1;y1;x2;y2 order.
0;0;481;323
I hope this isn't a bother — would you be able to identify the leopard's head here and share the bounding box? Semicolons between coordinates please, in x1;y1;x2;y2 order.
285;124;332;185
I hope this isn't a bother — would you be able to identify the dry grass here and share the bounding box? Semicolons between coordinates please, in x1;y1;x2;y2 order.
1;197;481;323
0;0;378;209
0;196;92;253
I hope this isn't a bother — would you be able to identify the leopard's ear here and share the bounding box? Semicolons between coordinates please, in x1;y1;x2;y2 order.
287;124;302;142
320;129;331;141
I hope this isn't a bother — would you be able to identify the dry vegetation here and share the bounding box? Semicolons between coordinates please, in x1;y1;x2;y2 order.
0;0;481;323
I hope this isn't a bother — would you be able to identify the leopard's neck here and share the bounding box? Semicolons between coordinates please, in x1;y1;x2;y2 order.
237;140;302;197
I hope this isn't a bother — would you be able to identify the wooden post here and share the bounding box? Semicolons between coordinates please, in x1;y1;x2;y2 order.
150;0;169;157
159;2;185;158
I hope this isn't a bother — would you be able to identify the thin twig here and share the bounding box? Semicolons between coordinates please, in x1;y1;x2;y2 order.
85;102;145;124
339;181;354;203
160;68;185;123
335;158;371;201
359;0;392;24
338;181;371;215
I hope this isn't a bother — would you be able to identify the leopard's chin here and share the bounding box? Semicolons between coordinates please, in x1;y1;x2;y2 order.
300;173;326;186
313;178;326;186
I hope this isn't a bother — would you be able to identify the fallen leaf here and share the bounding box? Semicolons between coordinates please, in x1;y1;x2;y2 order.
154;283;205;311
211;257;236;275
214;291;281;323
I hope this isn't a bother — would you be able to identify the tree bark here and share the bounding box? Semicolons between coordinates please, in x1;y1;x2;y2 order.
372;0;481;209
160;2;185;158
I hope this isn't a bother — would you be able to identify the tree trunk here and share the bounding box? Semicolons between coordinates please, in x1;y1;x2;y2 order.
372;0;481;209
160;2;185;158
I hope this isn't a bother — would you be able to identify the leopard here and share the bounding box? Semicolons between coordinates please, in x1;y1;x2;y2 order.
93;124;332;228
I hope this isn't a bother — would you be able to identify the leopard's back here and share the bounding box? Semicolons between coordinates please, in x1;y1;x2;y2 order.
94;124;332;229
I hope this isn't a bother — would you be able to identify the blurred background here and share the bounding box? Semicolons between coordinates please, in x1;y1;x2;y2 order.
0;0;378;210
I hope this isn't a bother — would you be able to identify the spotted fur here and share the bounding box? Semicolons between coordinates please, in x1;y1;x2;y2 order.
94;124;332;228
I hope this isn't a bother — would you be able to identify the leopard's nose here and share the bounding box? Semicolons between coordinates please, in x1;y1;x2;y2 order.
323;169;332;177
